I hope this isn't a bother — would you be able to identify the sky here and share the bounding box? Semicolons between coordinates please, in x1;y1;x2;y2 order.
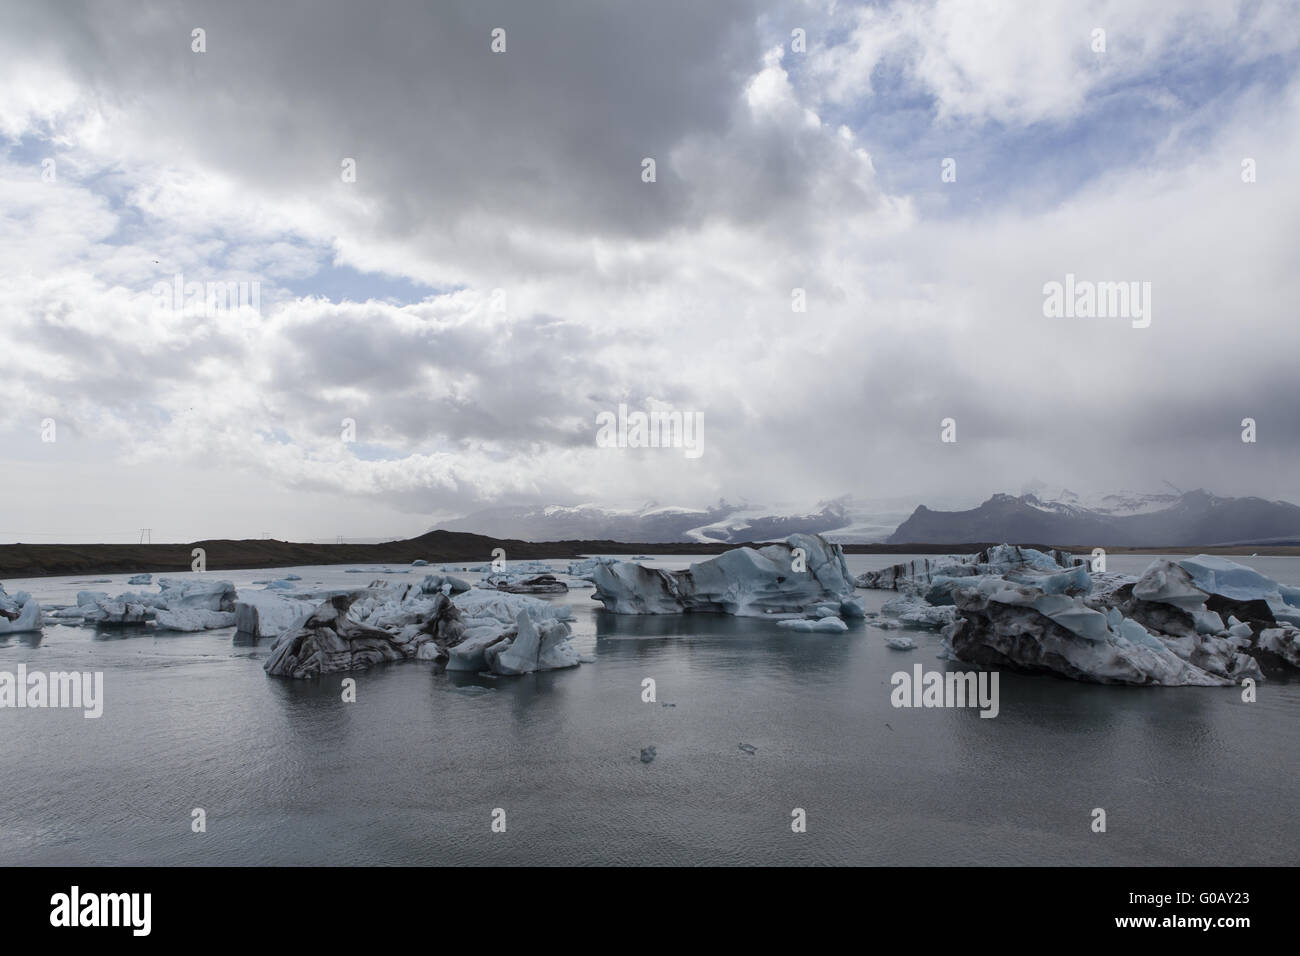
1;0;1299;543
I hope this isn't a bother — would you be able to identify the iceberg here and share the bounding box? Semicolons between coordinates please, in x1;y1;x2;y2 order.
568;558;600;577
584;534;855;617
1176;555;1300;626
127;574;152;586
948;582;1235;686
90;603;149;625
485;608;581;674
155;608;237;631
60;577;238;631
1258;626;1300;669
412;573;472;596
0;586;42;634
264;583;581;679
264;594;456;678
777;616;849;633
234;590;315;640
879;595;960;629
859;545;1297;686
479;573;569;594
444;624;512;672
857;545;1084;591
155;578;237;612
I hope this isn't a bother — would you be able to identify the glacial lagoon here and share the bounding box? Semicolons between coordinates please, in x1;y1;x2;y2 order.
1;554;1297;866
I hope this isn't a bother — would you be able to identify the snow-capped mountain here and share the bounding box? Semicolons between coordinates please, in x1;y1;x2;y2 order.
437;502;722;543
890;489;1300;546
437;498;906;544
1020;483;1185;518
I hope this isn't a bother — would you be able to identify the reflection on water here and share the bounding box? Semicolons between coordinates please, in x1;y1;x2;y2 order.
0;555;1296;865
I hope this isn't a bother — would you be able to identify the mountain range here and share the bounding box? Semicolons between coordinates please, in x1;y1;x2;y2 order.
437;489;1300;547
888;489;1300;546
436;500;866;544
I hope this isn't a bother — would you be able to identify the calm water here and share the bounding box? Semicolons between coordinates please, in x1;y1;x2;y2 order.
1;554;1297;866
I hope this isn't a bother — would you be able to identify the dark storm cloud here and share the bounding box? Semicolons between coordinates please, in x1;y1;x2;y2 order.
20;0;770;247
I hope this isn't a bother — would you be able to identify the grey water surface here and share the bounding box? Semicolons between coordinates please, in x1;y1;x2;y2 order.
1;554;1296;865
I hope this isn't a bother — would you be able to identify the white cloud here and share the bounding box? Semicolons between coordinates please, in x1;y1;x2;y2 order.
1;0;1298;542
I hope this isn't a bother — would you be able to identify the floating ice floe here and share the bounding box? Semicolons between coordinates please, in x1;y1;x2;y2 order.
263;579;580;679
777;616;849;633
861;546;1299;686
879;595;960;630
127;574;152;586
885;636;917;650
53;577;237;630
583;533;856;617
0;585;42;634
155;608;238;631
856;545;1086;592
477;572;568;594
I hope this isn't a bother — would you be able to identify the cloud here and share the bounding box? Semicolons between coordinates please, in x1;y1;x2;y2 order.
0;0;1298;542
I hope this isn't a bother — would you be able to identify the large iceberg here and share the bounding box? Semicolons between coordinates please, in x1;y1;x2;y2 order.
264;594;457;678
859;546;1299;687
263;582;581;679
946;580;1247;686
584;534;856;617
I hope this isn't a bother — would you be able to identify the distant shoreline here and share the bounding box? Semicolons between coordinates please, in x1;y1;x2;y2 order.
1;531;1297;580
